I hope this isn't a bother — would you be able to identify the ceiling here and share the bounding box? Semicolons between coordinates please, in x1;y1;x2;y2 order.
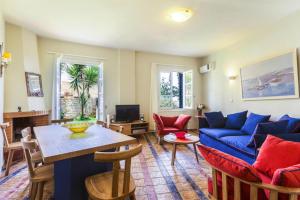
3;0;300;57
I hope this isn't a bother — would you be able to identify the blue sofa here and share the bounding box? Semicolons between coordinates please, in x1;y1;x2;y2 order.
198;117;300;164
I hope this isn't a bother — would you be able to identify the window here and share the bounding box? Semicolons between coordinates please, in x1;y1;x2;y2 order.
159;70;193;109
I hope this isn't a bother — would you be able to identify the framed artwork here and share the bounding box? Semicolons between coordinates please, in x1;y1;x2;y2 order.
240;50;299;100
25;72;44;97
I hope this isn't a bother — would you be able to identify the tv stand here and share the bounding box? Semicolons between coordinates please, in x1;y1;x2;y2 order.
111;120;149;136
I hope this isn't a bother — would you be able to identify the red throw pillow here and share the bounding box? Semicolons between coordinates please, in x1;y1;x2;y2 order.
198;144;261;182
174;114;191;130
160;116;178;127
153;113;164;130
253;135;300;178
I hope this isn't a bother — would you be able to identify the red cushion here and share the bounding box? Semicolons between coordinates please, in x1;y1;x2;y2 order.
253;135;300;177
153;113;164;130
160;116;178;127
272;164;300;187
271;164;300;200
174;114;191;130
198;144;261;182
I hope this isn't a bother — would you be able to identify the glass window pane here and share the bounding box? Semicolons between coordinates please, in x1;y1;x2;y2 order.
160;72;171;95
185;84;192;95
185;96;192;108
184;71;192;84
160;95;172;108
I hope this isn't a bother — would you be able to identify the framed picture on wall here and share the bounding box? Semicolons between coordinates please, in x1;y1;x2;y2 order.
25;72;44;97
240;50;299;100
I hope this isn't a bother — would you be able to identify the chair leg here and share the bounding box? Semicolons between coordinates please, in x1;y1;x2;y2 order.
31;182;38;200
5;149;14;176
129;193;136;200
37;182;45;200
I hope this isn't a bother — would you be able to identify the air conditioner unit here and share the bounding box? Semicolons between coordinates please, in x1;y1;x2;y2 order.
199;64;211;74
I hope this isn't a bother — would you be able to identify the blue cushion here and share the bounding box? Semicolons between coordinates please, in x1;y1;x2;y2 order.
254;133;300;148
241;113;271;135
204;111;225;128
220;135;256;157
225;111;248;129
280;115;300;133
247;120;289;147
200;128;245;138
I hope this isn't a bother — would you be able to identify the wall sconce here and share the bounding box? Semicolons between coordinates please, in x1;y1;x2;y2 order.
0;48;12;77
228;75;237;81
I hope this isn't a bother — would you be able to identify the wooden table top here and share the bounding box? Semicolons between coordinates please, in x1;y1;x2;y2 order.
34;124;136;164
163;134;199;144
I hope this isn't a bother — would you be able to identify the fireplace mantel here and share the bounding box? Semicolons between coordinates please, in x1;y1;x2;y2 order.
4;110;50;143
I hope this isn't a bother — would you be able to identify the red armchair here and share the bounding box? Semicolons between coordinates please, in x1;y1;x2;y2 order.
153;113;191;144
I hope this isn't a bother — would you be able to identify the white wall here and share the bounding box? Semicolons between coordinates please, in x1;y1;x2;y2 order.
0;1;5;170
201;10;300;119
4;23;46;112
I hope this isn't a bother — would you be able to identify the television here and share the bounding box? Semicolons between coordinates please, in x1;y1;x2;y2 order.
115;105;140;122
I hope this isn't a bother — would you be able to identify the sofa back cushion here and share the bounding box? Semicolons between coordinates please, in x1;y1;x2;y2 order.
198;144;261;182
153;113;164;130
225;111;248;129
253;135;300;177
204;111;226;128
247;120;288;147
254;133;300;149
160;116;178;127
241;113;271;135
174;114;191;130
272;164;300;187
280;114;300;133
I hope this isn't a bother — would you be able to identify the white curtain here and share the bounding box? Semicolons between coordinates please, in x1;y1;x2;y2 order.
149;63;159;130
52;54;62;120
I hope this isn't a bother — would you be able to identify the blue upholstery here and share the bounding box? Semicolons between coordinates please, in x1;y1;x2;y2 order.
204;111;225;128
199;133;256;164
200;128;246;138
280;114;300;133
254;133;300;148
241;113;271;135
247;120;288;147
221;135;256;157
225;111;248;129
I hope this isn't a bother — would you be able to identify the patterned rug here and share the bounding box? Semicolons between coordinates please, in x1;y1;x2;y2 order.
0;132;211;200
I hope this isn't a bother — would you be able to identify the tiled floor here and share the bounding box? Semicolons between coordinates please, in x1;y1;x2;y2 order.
0;132;211;200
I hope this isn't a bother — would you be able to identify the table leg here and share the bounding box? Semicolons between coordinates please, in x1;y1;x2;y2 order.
171;144;177;166
193;143;199;163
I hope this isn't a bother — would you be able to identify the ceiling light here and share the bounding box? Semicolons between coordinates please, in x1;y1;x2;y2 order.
168;8;193;23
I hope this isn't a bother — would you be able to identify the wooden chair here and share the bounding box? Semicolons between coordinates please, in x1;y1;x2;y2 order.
210;166;300;200
97;120;107;128
22;139;54;200
1;123;23;176
85;144;143;200
21;127;43;168
51;118;73;124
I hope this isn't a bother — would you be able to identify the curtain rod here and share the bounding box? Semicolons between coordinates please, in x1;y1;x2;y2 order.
47;51;106;60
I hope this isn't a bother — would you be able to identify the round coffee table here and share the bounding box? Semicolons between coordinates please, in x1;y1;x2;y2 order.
163;133;199;166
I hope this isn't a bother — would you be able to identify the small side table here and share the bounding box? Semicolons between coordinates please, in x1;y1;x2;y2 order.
163;134;199;166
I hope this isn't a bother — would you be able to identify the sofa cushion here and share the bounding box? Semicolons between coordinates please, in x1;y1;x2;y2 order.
253;133;300;149
200;128;245;138
241;113;271;135
272;164;300;187
160;116;178;127
162;127;181;133
220;135;256;157
280;114;300;133
253;135;300;177
198;144;261;182
247;120;289;147
225;111;248;129
174;114;191;130
205;111;226;128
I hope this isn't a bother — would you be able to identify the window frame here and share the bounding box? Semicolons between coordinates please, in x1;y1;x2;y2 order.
158;68;193;111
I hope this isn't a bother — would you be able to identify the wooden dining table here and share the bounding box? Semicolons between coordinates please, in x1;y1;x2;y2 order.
34;124;136;200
